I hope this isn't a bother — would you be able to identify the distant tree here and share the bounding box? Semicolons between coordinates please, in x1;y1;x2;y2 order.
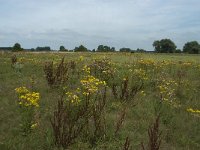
103;46;110;52
30;48;35;51
74;45;88;52
153;39;176;53
175;49;182;53
96;45;115;52
111;47;115;52
183;41;200;54
136;48;146;53
153;41;161;52
59;45;68;51
0;47;12;51
12;43;23;52
59;46;65;51
97;45;104;52
119;48;132;52
36;46;51;51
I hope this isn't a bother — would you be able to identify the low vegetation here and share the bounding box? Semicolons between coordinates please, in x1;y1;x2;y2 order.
0;52;200;149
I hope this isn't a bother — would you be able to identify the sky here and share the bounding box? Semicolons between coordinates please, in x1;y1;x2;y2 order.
0;0;200;50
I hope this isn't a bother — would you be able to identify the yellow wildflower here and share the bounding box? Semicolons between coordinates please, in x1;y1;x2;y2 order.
187;108;200;113
31;123;38;129
15;86;40;107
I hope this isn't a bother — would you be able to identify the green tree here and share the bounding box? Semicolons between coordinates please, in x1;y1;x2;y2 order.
12;43;23;52
153;40;161;52
59;46;68;51
136;48;146;53
74;45;88;52
153;39;176;53
96;45;115;52
97;45;104;52
30;48;35;51
111;47;115;52
183;41;200;54
36;46;51;51
119;48;132;52
175;49;182;53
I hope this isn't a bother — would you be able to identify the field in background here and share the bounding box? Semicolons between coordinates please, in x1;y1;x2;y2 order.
0;52;200;150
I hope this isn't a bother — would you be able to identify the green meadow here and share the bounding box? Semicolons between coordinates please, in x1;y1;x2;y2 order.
0;52;200;150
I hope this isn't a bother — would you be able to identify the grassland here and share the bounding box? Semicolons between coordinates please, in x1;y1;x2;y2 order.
0;51;200;150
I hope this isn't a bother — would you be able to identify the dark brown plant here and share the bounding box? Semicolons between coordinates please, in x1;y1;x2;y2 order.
11;54;17;68
122;136;131;150
141;115;162;150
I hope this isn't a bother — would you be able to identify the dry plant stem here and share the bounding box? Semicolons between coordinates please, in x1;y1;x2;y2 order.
11;54;17;67
115;107;127;135
112;78;144;102
44;57;69;87
92;87;107;139
50;95;87;148
122;136;131;150
141;115;162;150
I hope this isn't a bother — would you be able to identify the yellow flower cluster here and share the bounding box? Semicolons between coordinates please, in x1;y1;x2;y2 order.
15;86;29;94
182;62;192;67
66;92;81;105
138;59;155;66
132;68;148;80
79;56;84;61
92;58;113;76
187;108;200;113
18;57;25;63
15;87;40;107
82;65;91;74
64;65;107;105
31;123;38;129
81;75;106;94
160;60;175;66
157;79;179;107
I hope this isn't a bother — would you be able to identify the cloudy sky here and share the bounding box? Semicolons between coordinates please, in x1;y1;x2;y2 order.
0;0;200;50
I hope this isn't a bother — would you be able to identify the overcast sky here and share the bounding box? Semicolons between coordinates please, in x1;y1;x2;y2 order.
0;0;200;50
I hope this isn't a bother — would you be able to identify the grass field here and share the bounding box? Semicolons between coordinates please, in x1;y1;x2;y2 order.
0;52;200;150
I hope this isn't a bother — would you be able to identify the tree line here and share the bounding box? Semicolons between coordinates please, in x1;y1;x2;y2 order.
153;39;200;54
0;39;200;54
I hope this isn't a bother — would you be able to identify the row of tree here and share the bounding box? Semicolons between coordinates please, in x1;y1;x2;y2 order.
0;43;52;52
1;39;200;54
41;40;200;54
61;45;145;53
153;39;200;54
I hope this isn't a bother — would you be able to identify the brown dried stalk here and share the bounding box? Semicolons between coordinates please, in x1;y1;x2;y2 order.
50;95;88;149
11;54;17;68
44;57;69;86
115;107;127;135
141;115;162;150
122;136;131;150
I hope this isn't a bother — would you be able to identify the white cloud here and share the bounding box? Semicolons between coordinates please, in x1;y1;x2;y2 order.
0;0;200;50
